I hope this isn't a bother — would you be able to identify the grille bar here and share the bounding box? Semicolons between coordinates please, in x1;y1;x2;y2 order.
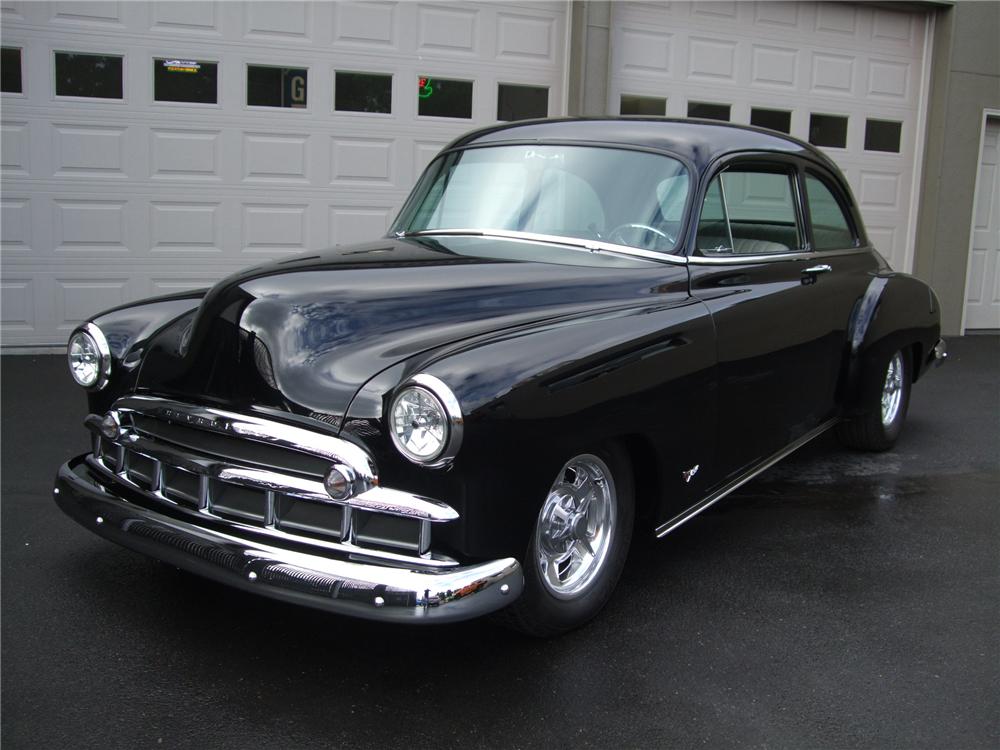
84;401;451;564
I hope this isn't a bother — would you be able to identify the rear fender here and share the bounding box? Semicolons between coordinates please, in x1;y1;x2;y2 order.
843;274;941;417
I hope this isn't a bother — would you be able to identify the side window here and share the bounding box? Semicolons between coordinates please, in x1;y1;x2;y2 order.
696;168;801;255
805;174;856;250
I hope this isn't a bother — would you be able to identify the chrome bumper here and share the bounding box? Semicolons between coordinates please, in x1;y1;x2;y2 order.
54;457;523;623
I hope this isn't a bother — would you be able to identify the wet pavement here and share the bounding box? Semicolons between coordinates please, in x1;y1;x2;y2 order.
2;336;997;749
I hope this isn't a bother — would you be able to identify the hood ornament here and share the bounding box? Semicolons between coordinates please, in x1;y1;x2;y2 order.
682;464;699;484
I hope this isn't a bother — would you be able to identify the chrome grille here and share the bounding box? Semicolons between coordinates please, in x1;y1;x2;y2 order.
84;396;460;565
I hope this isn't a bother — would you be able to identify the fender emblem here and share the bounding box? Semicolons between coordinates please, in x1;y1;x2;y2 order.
682;464;699;484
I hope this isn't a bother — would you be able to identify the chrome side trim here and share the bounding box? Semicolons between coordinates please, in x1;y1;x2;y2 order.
687;247;868;266
655;418;838;538
55;458;522;623
399;228;688;264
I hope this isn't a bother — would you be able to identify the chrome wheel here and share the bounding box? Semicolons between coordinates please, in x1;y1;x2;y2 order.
881;351;904;426
535;454;617;599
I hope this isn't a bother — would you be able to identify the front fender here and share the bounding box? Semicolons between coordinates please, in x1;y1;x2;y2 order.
85;292;205;413
344;294;717;560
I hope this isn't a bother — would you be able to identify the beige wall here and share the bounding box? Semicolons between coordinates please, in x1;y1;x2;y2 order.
913;1;1000;334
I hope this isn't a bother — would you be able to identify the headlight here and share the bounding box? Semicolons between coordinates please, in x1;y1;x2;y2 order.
67;322;111;389
389;374;463;466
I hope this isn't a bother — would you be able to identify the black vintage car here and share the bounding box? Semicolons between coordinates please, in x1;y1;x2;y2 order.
54;119;946;635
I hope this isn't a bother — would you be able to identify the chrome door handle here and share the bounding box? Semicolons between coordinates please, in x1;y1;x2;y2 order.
802;264;832;274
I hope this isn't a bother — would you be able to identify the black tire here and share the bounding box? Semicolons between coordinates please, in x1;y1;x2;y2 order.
495;443;634;637
836;348;911;452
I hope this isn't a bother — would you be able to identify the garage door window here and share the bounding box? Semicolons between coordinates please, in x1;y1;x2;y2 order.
2;47;22;93
688;101;730;122
418;76;472;119
55;52;123;99
750;108;791;134
621;95;665;116
247;65;307;108
809;114;848;149
154;58;218;104
335;71;391;114
805;174;856;250
864;119;902;153
497;84;547;121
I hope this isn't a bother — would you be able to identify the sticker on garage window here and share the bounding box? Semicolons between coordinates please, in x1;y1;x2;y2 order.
163;60;201;73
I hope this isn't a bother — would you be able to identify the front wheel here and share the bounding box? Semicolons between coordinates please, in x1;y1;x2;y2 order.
497;445;634;637
837;348;911;451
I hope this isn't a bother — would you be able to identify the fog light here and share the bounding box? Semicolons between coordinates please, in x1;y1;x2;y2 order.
99;412;121;440
324;464;357;501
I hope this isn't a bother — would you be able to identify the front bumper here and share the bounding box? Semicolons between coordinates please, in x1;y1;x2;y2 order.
54;456;523;623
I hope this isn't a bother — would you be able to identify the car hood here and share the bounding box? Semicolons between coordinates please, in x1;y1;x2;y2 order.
135;235;684;422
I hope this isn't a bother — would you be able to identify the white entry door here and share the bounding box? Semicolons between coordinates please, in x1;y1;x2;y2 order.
964;117;1000;331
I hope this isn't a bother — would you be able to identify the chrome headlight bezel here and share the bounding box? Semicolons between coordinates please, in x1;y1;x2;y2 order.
67;322;111;390
389;374;463;467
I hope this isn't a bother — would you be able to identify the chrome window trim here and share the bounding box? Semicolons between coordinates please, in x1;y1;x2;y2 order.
687;246;870;265
397;228;688;265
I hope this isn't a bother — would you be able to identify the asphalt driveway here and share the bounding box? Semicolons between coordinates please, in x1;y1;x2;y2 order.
2;336;998;749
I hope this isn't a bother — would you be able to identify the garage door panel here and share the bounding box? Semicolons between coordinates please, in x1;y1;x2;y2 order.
149;201;222;254
55;277;131;331
496;11;557;64
243;2;312;43
0;278;35;334
333;2;397;49
149;1;219;36
330;137;396;186
150;127;222;180
329;205;398;247
1;198;33;256
1;121;30;175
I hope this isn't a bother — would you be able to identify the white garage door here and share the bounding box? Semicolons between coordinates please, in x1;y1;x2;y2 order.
0;0;566;347
609;1;931;273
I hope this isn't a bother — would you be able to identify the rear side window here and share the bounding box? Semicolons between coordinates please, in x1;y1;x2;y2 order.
805;174;856;250
696;168;802;255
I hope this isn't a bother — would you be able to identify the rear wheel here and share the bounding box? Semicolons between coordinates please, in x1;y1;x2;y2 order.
837;348;911;451
497;445;634;637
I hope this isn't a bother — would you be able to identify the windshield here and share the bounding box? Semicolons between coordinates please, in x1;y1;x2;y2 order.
391;145;690;253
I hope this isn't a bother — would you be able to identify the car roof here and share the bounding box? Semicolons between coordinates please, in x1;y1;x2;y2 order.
446;117;839;173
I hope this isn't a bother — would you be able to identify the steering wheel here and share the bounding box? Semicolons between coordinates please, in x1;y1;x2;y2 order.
606;223;676;249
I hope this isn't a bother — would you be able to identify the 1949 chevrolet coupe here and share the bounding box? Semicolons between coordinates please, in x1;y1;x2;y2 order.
54;119;946;635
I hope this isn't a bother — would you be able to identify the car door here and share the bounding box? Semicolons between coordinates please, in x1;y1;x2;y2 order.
687;156;876;485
